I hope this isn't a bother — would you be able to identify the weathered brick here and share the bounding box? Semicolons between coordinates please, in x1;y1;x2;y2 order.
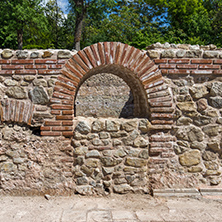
148;158;167;164
62;121;73;126
54;85;75;96
38;69;61;75
25;65;47;69
48;65;63;69
65;62;83;79
41;131;62;136
14;101;20;122
159;64;176;69
191;70;213;74
144;79;164;89
97;42;106;65
0;60;10;64
149;148;169;153
0;70;14;75
191;59;212;64
213;59;222;64
15;70;37;75
149;101;173;107
52;126;73;131
168;69;190;74
40;126;51;131
151;113;174;118
168;59;190;64
199;65;220;69
73;54;90;71
78;50;94;69
90;43;101;66
51;104;73;110
58;60;66;64
55;80;76;91
161;153;175;158
177;64;198;69
56;115;73;120
58;75;78;87
83;47;97;68
35;59;57;64
161;69;168;74
62;131;74;137
151;120;174;125
213;70;222;74
148;96;172;104
154;59;168;64
150;135;176;142
62;110;73;115
150;107;174;113
12;60;33;64
44;121;62;126
61;69;80;83
51;110;61;115
69;56;87;75
53;91;73;101
18;101;25;123
150;142;173;148
2;65;23;69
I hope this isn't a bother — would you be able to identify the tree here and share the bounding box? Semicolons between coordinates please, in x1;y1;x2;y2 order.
0;0;48;49
68;0;115;50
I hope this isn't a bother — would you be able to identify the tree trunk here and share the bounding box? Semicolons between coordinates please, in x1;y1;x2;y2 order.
74;16;84;51
73;0;86;51
17;29;23;50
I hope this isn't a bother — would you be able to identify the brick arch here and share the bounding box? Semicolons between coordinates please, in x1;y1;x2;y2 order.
41;42;174;137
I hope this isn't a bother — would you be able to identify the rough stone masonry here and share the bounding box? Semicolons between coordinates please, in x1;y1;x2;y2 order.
0;42;222;195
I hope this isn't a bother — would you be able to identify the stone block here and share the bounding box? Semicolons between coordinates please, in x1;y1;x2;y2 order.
179;150;201;167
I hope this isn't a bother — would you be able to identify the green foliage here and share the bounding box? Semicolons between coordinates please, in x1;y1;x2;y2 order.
0;0;222;49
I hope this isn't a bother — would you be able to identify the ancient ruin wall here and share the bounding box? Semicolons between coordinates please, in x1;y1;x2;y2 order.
0;42;222;195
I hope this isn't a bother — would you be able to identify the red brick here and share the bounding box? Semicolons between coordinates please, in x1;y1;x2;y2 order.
168;59;190;64
148;158;167;164
51;110;61;115
161;69;168;74
54;85;75;96
114;42;121;64
177;64;198;69
27;105;34;125
55;80;76;91
73;54;90;71
62;99;73;105
138;61;154;77
44;121;62;126
213;70;222;74
62;131;74;137
151;113;174;118
145;84;166;94
51;104;73;110
150;148;169;153
191;70;213;74
58;60;66;64
69;56;87;76
154;59;168;64
0;60;10;64
213;59;222;64
0;70;14;75
38;69;61;75
149;101;172;107
40;126;51;131
52;126;73;131
97;42;105;65
56;115;73;120
150;142;173;148
65;63;83;79
168;69;190;74
159;64;176;69
15;70;37;74
109;42;115;64
58;75;78;87
48;64;63;69
35;59;57;64
62;121;73;126
25;65;47;69
12;60;33;64
2;65;23;69
191;59;212;64
90;44;101;66
41;131;62;136
150;107;174;113
61;69;80;83
144;79;164;89
124;46;136;67
62;110;74;115
199;65;220;69
141;72;162;86
18;102;25;123
83;47;97;68
135;56;150;73
53;91;73;101
150;136;176;142
151;120;174;125
50;98;62;104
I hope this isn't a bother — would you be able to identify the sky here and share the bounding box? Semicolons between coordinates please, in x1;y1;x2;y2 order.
44;0;70;14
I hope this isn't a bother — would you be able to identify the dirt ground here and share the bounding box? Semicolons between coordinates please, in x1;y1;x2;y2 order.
1;194;222;222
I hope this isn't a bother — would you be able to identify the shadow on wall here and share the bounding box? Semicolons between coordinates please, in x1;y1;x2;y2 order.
75;73;135;118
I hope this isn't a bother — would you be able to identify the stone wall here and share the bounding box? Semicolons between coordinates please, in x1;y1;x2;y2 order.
1;42;222;195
